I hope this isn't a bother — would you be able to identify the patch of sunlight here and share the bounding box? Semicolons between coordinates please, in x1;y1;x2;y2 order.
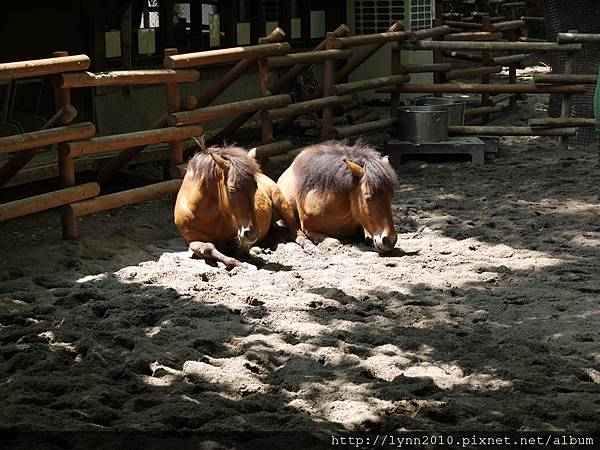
181;394;201;405
182;357;268;397
399;362;512;390
569;233;600;247
141;374;178;387
362;353;413;381
150;361;182;377
76;274;107;283
323;400;385;427
144;325;162;337
274;318;330;337
433;193;466;201
38;330;77;353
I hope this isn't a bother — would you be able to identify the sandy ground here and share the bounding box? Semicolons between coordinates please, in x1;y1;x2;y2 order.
1;86;600;447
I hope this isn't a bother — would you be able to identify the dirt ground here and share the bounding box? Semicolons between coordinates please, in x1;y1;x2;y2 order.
1;81;599;447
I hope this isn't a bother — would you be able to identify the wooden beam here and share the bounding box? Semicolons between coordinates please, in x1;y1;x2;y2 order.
66;126;203;157
379;83;587;94
68;180;182;218
55;69;200;88
0;123;96;154
0;183;100;223
332;75;411;95
164;43;291;68
0;55;90;80
449;126;577;136
168;94;291;126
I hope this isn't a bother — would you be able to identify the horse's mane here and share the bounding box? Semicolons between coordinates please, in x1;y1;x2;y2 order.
293;142;398;198
186;145;260;191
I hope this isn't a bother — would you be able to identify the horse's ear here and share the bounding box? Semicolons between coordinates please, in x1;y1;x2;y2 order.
343;159;365;178
382;155;390;164
210;152;230;173
247;148;257;159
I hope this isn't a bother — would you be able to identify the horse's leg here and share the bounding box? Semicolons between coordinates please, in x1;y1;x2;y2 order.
269;183;298;232
189;241;252;269
295;207;320;251
363;228;373;246
304;230;333;244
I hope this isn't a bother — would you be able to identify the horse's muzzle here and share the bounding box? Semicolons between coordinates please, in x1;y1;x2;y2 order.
238;227;259;246
373;234;397;253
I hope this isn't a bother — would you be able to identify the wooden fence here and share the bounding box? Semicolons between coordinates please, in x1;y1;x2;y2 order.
0;10;597;240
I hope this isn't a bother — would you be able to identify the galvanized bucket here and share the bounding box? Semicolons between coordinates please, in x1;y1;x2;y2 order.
397;105;449;142
415;97;466;126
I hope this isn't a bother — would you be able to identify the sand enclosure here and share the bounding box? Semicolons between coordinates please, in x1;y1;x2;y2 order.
1;92;599;442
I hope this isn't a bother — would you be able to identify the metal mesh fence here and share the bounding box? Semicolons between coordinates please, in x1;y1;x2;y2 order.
543;0;600;144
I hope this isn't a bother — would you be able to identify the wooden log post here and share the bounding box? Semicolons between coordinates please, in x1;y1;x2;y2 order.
506;8;519;109
321;32;336;140
164;48;184;171
559;47;577;151
480;16;493;124
390;48;402;117
0;105;77;187
433;4;446;98
257;31;277;144
52;51;78;240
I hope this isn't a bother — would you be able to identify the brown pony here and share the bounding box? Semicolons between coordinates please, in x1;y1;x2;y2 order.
277;142;398;253
174;145;297;268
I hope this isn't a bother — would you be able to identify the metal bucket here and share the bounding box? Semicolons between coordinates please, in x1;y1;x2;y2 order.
397;105;449;142
415;97;466;126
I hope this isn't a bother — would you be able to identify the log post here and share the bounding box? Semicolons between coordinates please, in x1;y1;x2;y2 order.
506;7;519;109
559;46;577;151
480;16;493;124
321;32;336;140
433;3;446;98
391;47;402;117
257;31;274;144
53;51;78;240
164;48;184;171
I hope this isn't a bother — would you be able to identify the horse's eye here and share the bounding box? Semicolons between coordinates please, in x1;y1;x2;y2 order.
228;187;237;195
363;192;372;201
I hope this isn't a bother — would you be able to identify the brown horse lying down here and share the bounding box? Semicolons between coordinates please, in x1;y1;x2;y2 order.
174;145;297;268
277;142;398;253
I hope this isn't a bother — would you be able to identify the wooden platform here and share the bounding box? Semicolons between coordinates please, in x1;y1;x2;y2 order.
386;136;488;165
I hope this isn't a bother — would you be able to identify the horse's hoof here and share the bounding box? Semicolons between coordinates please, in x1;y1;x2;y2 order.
320;237;342;248
242;262;258;271
249;246;263;257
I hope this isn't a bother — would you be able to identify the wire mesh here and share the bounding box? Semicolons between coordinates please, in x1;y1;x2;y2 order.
543;0;600;144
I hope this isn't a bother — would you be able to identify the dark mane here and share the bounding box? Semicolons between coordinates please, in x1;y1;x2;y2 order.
292;142;398;198
186;145;260;190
